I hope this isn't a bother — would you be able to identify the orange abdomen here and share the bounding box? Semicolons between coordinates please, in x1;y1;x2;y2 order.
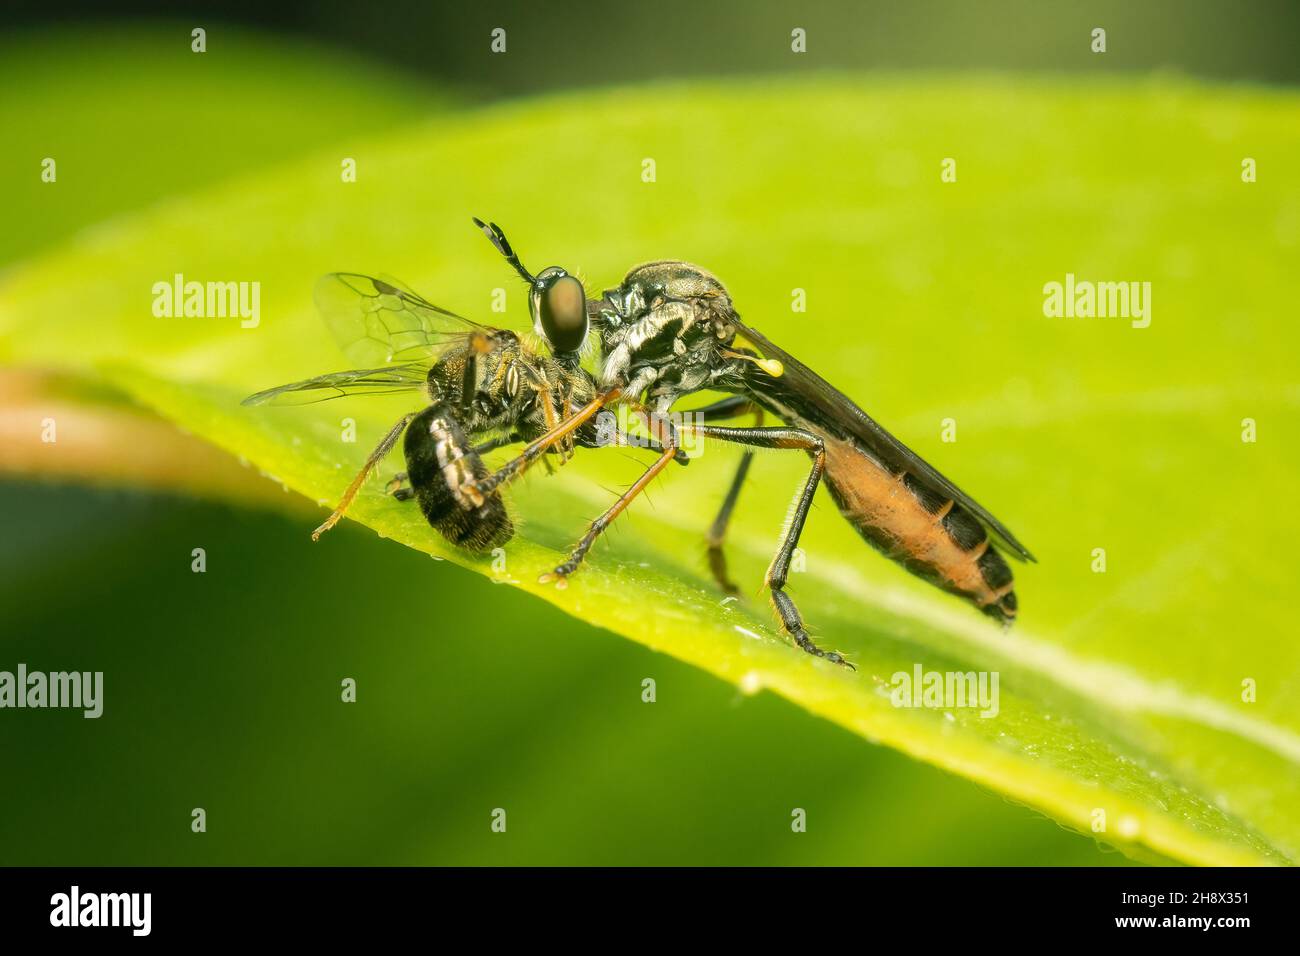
817;432;1017;623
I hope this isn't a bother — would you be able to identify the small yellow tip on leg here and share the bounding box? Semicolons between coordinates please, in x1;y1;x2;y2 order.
311;511;344;541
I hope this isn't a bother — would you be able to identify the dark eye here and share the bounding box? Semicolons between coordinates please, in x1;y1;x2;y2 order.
538;274;588;353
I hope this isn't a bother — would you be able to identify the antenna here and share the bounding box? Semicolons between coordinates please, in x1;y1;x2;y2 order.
472;217;535;285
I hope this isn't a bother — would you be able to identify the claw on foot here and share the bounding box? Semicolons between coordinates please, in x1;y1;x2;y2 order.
538;571;569;590
792;629;855;670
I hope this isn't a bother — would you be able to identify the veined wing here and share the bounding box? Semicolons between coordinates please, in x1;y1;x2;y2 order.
316;272;491;367
241;364;429;407
733;318;1035;562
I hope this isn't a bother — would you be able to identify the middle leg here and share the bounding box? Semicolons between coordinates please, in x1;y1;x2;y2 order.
540;413;680;588
312;411;416;540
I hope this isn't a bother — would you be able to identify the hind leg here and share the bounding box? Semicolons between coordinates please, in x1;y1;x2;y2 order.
313;412;416;539
684;423;853;668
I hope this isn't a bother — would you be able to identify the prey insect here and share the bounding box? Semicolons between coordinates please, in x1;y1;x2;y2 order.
242;226;679;554
585;260;1036;667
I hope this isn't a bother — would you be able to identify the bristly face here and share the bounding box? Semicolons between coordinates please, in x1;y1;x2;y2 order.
404;403;514;553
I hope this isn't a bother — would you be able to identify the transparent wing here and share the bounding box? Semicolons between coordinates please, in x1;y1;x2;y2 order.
316;272;490;367
241;364;429;407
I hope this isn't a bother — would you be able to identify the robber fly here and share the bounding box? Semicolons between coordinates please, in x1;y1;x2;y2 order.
246;220;1031;672
241;222;675;554
570;260;1037;667
440;223;1034;669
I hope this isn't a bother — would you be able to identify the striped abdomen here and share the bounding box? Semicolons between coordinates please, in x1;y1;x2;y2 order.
404;404;512;553
817;432;1017;623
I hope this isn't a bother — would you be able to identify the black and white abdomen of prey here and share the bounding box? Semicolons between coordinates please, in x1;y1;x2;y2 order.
404;403;512;553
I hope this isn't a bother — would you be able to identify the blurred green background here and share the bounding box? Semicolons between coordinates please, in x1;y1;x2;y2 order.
3;2;1296;865
1;484;1126;865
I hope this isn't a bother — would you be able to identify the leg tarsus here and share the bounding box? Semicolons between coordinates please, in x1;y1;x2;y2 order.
385;472;411;500
770;589;855;670
313;412;415;540
708;548;740;597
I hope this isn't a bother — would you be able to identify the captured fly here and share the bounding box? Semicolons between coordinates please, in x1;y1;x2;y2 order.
582;261;1036;667
242;223;667;553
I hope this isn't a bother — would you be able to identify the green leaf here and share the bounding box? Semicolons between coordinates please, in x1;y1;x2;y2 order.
4;75;1298;866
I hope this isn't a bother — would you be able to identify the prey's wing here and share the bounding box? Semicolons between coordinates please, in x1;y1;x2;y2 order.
317;272;490;367
243;273;496;406
241;364;430;406
733;318;1035;562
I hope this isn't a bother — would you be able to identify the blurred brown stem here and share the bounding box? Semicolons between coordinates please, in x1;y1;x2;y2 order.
0;367;304;511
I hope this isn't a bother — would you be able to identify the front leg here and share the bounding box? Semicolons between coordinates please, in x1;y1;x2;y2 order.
540;411;680;588
473;388;620;496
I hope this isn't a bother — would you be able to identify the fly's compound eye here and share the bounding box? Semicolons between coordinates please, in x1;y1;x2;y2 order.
534;270;588;354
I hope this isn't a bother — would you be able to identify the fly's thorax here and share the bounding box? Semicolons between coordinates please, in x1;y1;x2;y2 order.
427;331;536;431
593;260;739;393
